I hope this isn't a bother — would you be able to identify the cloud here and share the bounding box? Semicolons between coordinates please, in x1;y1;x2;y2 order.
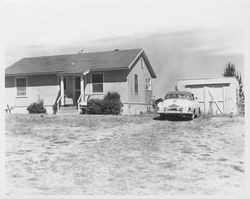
181;26;244;56
3;0;245;98
3;0;245;48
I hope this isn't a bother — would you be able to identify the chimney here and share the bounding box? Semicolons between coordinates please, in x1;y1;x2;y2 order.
78;49;84;54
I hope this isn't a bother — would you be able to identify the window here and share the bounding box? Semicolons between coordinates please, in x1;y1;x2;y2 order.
16;77;27;97
145;78;151;90
92;73;103;93
141;58;144;69
164;94;193;100
134;74;138;94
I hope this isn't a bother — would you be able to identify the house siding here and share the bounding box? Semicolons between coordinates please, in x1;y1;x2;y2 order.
127;57;152;104
123;56;153;115
5;74;58;88
5;74;59;113
83;63;153;115
84;70;129;103
85;70;128;84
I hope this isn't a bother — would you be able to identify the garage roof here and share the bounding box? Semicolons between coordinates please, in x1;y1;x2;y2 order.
166;91;193;95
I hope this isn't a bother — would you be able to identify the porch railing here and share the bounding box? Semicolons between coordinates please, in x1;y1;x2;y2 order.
77;94;83;113
56;95;62;113
77;94;90;114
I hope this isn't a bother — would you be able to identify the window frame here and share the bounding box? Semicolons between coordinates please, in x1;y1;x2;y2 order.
91;73;104;93
145;78;152;91
15;77;27;98
134;74;139;94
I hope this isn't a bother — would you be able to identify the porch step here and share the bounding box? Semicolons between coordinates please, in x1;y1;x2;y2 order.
58;105;78;114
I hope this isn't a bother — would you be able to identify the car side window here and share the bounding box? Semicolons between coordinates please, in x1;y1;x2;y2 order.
180;94;185;99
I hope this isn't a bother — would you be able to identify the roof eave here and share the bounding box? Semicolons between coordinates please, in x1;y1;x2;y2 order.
57;67;129;75
5;67;130;77
5;71;63;77
128;49;156;78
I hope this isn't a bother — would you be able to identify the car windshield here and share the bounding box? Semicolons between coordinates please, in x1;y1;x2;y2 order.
165;93;193;100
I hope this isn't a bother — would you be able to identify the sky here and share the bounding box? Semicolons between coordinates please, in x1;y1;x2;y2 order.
2;0;248;98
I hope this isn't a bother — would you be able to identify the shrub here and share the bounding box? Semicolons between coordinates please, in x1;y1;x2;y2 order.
102;92;123;115
27;99;46;114
86;92;123;115
87;98;103;114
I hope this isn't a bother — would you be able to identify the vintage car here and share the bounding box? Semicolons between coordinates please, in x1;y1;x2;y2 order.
157;91;200;120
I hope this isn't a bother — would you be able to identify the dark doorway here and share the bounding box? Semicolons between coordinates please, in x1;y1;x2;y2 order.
74;77;81;105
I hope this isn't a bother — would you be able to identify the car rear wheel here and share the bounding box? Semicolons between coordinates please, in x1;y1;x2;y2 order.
160;113;165;120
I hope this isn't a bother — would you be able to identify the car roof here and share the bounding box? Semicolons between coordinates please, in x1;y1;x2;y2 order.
165;91;193;95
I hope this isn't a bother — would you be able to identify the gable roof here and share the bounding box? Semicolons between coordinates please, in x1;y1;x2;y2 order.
5;48;156;78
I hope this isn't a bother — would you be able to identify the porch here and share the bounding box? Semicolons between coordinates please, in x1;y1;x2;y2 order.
56;74;87;113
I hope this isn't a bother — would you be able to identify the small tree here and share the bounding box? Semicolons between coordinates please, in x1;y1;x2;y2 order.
238;73;245;114
223;62;236;77
223;63;244;114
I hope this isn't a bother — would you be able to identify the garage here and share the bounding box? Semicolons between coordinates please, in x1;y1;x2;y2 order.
177;77;239;115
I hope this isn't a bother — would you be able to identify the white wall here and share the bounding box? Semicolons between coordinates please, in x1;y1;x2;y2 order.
177;77;239;114
5;85;59;114
127;57;153;104
85;82;128;102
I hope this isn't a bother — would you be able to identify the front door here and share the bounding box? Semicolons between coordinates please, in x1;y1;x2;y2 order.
74;77;81;105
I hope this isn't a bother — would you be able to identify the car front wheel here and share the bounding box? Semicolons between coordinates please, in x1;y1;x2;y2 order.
189;111;195;120
195;108;200;118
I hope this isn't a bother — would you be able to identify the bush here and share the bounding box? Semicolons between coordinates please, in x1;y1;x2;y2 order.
102;92;123;115
86;98;103;114
86;92;123;115
27;99;46;114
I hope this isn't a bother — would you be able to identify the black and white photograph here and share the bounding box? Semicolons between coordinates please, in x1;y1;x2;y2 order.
1;0;249;198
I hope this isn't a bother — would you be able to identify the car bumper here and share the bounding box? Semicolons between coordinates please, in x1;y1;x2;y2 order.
157;110;192;115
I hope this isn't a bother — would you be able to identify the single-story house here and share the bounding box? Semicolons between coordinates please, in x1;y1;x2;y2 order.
5;48;156;114
177;77;240;115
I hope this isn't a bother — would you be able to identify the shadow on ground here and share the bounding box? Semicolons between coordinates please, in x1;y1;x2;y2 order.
153;115;192;121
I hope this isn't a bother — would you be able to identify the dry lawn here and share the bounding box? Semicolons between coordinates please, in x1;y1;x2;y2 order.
5;114;244;195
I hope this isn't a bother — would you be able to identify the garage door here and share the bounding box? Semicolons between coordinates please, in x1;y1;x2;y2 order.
207;87;224;115
185;85;228;115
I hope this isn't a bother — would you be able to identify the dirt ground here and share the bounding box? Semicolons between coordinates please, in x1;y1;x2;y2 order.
5;113;244;195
